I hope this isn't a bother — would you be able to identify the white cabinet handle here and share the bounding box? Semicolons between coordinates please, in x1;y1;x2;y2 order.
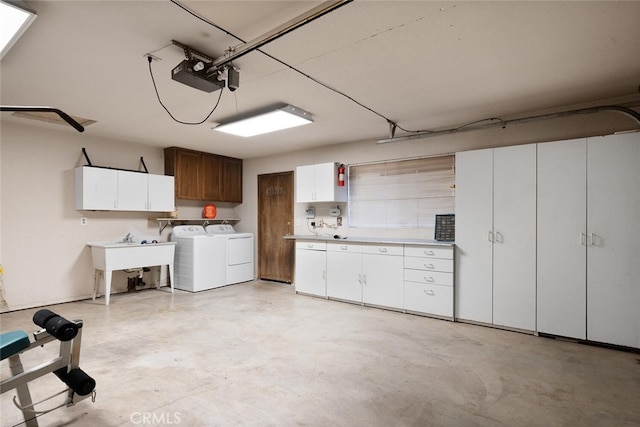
307;243;314;248
362;274;367;285
423;263;435;270
340;245;348;250
589;233;598;247
495;231;504;244
423;250;435;256
357;273;362;284
322;270;326;280
423;276;435;283
580;233;586;246
488;231;494;242
378;247;387;253
423;289;435;296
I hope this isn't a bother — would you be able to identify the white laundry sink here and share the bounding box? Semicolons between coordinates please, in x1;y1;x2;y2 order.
86;241;176;305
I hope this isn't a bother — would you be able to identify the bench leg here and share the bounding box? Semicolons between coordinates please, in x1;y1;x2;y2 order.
8;354;38;427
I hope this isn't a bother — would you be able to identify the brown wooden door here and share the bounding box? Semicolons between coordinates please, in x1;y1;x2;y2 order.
258;171;294;282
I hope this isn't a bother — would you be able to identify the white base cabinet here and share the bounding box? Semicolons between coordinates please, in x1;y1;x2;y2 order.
326;242;404;309
294;241;327;297
404;245;454;319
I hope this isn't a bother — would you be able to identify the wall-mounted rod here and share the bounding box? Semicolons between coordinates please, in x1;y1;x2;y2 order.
208;0;352;72
0;106;85;132
377;104;640;144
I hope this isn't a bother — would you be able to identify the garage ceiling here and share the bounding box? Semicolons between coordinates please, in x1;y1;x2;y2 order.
1;1;639;159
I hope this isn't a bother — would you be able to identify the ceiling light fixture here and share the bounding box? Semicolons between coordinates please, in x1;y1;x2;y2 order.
214;105;313;137
0;0;37;60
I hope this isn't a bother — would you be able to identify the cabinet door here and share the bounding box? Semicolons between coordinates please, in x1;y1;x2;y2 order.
295;248;326;297
537;139;587;339
75;167;118;210
175;150;202;200
327;249;362;303
492;144;536;331
314;162;336;202
148;174;175;212
296;164;315;202
455;149;494;323
362;253;404;308
202;153;221;201
117;170;147;211
587;133;640;348
220;157;243;203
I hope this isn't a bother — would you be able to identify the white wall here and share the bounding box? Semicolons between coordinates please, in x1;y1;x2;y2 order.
0;121;171;312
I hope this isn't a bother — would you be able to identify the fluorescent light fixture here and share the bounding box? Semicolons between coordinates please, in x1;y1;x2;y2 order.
0;0;37;60
215;104;313;137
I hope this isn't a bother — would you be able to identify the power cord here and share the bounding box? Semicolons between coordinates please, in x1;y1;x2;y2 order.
147;55;223;125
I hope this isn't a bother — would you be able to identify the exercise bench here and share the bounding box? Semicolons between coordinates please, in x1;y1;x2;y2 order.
1;309;96;427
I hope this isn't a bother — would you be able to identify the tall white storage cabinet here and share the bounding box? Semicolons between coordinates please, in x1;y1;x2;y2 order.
455;145;537;331
586;133;640;348
537;139;587;339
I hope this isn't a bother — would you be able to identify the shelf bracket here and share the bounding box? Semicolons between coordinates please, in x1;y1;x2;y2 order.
158;219;173;235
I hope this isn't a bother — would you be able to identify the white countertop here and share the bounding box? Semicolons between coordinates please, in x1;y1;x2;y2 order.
283;235;454;246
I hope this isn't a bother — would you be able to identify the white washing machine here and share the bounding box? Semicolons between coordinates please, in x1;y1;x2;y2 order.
170;225;226;292
205;224;254;285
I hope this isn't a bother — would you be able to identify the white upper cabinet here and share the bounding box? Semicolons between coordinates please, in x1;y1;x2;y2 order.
74;167;175;212
117;170;148;211
296;162;347;203
75;167;118;210
148;174;175;212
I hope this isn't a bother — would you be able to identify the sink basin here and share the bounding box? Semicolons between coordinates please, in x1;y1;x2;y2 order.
86;241;174;248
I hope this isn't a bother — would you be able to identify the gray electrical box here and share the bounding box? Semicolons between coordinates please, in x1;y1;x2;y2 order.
305;207;315;219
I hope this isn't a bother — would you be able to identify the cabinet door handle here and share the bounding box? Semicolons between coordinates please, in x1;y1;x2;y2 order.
322;270;326;281
378;247;387;253
307;244;314;248
589;233;598;247
580;233;586;246
423;263;435;270
423;289;435;296
362;274;367;285
423;276;435;283
495;231;504;244
357;273;362;284
424;250;435;256
488;231;494;242
340;245;348;250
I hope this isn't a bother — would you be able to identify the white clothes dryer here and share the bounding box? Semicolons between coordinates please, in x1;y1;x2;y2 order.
205;225;254;285
170;225;226;292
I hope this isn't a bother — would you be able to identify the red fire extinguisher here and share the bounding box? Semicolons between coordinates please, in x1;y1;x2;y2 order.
338;164;345;187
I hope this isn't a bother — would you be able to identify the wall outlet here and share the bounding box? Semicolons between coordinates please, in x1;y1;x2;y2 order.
80;217;88;226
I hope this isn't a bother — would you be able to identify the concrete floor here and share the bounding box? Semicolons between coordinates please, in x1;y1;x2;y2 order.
1;281;639;426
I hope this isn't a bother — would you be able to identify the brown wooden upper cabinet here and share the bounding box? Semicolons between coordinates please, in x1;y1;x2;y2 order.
164;147;243;203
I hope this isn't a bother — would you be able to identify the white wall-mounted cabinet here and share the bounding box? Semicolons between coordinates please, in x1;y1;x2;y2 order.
326;242;404;308
294;241;327;297
75;167;175;212
455;144;536;331
296;162;347;203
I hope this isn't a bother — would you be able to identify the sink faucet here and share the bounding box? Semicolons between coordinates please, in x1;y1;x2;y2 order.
123;233;134;243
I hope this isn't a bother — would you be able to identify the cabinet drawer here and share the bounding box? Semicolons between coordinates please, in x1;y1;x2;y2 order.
296;241;327;251
404;245;453;259
404;269;453;286
327;242;362;253
404;282;453;318
404;256;453;273
360;243;403;256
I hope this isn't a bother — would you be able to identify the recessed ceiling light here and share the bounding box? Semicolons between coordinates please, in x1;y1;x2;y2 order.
214;105;313;137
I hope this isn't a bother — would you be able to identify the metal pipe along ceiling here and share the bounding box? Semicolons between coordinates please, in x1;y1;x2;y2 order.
377;103;640;144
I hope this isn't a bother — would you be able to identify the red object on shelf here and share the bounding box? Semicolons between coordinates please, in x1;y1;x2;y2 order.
203;204;217;219
338;164;345;187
